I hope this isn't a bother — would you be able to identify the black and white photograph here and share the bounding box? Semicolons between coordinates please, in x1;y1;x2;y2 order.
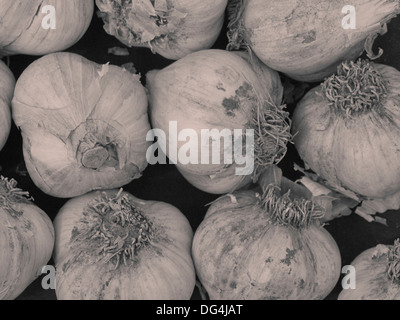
1;0;400;310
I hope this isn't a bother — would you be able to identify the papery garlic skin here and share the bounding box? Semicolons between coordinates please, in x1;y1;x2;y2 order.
0;177;55;300
146;49;290;194
12;52;151;198
0;0;94;56
0;60;14;151
292;60;400;206
228;0;400;82
96;0;228;60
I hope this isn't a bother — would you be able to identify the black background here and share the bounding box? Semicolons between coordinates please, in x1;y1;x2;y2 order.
1;7;400;301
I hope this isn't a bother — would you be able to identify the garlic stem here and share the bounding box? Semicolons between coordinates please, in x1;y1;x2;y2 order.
69;120;123;171
81;146;109;169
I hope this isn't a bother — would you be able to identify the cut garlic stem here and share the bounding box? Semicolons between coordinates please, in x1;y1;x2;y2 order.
81;146;109;169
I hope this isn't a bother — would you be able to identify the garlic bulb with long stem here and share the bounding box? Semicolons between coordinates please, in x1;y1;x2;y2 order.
12;52;151;198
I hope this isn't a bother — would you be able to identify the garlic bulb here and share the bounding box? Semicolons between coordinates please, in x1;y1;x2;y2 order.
53;189;196;300
0;60;15;151
227;0;400;82
292;59;400;215
96;0;228;60
338;239;400;300
0;177;55;300
146;49;291;194
12;52;151;198
0;0;94;56
192;165;341;300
